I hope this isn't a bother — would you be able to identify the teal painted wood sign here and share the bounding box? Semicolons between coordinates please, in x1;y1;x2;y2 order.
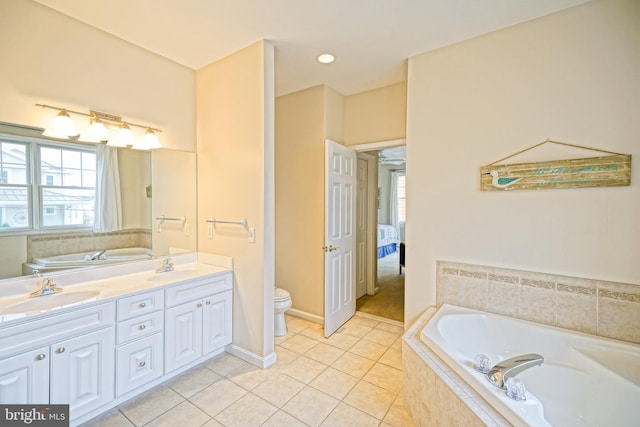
480;141;632;191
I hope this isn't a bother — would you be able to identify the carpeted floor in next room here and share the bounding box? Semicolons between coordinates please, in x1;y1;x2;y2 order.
356;251;404;322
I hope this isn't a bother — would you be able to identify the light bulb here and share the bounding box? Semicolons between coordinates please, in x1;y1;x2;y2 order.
143;128;161;149
107;123;133;147
43;109;77;138
89;118;108;142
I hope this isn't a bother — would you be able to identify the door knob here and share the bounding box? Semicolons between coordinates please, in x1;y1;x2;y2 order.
322;245;339;252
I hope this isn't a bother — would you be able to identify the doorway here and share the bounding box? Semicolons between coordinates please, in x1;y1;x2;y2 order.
354;143;406;322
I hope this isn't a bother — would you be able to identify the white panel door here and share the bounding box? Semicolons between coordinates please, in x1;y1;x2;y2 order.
0;347;49;404
51;327;115;420
165;300;203;372
324;140;357;337
202;290;233;354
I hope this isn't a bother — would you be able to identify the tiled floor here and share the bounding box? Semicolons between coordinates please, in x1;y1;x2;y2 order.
83;313;415;427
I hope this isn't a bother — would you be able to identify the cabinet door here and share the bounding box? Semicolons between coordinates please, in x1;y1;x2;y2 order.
116;332;164;397
50;327;115;420
165;300;202;373
202;290;233;355
0;347;49;404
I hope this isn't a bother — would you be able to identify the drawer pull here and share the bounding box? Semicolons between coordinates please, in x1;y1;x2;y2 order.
206;300;211;305
139;361;146;368
197;303;203;308
57;347;65;354
139;324;146;330
36;354;46;361
139;302;146;308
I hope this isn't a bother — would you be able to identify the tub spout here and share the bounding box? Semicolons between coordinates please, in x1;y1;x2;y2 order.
487;353;544;389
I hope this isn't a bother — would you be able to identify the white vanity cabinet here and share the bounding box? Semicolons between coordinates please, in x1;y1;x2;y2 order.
115;289;165;397
165;273;232;373
0;302;115;420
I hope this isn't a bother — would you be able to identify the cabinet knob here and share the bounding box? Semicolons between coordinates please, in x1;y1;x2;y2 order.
139;324;146;330
197;303;203;308
139;302;146;308
36;354;46;361
139;361;146;368
57;347;65;353
206;300;211;305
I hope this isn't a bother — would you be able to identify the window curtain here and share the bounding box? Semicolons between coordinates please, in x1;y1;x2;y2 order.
93;144;122;232
389;171;399;235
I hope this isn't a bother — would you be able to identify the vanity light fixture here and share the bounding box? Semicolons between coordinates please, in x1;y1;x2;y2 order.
317;53;335;64
36;103;162;149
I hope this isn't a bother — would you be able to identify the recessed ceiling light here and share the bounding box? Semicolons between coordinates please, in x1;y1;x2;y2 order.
317;53;335;64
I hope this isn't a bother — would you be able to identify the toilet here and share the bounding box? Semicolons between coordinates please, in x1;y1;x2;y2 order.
274;288;292;337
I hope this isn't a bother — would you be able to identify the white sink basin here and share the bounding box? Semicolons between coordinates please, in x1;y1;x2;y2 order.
0;290;100;314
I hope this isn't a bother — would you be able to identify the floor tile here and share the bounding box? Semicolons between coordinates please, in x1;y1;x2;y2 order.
340;322;374;338
383;393;416;427
282;387;339;427
362;328;399;346
167;365;221;398
348;339;388;361
331;351;376;378
285;316;316;333
273;346;301;367
324;330;360;350
261;410;307;427
118;386;184;426
343;380;396;420
226;362;275;390
363;363;403;394
379;346;403;370
204;353;247;377
304;342;345;365
298;322;325;341
190;378;247;417
375;322;404;335
214;393;277;427
320;402;380;427
145;401;210;427
252;373;306;407
280;334;319;354
79;409;133;427
279;355;327;384
310;367;358;400
348;315;381;328
200;419;223;427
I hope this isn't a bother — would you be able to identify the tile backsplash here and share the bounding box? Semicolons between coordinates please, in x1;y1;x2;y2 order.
27;228;152;261
436;261;640;344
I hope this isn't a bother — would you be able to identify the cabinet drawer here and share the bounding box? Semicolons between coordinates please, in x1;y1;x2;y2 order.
165;273;232;308
117;311;164;345
117;290;164;321
115;332;163;397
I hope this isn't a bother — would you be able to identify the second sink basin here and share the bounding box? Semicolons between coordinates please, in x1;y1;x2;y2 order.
0;290;100;314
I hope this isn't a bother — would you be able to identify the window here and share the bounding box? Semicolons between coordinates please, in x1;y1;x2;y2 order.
397;174;406;222
0;135;96;231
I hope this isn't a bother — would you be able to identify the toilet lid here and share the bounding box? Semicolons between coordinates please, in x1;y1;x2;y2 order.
274;288;290;301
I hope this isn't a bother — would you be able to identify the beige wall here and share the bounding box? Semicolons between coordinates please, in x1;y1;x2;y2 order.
197;40;275;361
405;0;640;324
0;236;27;279
0;0;195;151
345;82;407;145
151;149;197;255
275;85;326;317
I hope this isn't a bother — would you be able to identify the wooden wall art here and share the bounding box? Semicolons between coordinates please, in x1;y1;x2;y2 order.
480;140;632;191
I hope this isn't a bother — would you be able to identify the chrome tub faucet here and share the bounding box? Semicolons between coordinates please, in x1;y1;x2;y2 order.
487;353;544;389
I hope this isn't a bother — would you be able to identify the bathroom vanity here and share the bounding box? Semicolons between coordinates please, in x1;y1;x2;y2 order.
0;254;232;425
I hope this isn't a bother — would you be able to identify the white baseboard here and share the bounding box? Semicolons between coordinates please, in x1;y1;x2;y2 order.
226;344;276;369
286;308;323;325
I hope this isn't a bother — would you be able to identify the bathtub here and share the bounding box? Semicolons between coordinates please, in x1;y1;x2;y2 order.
32;247;152;268
420;304;640;427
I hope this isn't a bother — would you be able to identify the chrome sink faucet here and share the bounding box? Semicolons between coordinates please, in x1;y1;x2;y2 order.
155;258;174;273
487;353;544;389
30;277;63;298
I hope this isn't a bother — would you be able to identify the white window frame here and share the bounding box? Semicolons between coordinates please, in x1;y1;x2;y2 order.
0;133;96;234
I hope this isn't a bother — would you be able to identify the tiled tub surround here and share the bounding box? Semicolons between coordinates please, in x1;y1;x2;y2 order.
403;261;640;426
27;228;152;261
436;261;640;344
403;307;510;427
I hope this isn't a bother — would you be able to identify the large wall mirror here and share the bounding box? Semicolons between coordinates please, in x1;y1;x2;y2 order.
0;122;197;281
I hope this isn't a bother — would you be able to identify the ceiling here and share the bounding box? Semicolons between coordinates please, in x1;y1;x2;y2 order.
34;0;589;97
